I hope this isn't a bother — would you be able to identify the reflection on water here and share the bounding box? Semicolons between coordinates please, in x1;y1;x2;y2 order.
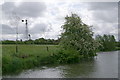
57;59;95;78
3;51;118;78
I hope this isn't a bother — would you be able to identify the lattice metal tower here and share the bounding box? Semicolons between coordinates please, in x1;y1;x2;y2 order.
22;19;29;40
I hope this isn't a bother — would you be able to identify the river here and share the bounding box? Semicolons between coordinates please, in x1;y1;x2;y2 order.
3;51;118;78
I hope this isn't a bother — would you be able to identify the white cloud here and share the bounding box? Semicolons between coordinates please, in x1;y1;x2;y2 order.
2;2;47;18
1;1;118;41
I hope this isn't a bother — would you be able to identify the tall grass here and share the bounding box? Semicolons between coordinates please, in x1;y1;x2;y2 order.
0;45;2;77
2;45;59;75
2;44;99;75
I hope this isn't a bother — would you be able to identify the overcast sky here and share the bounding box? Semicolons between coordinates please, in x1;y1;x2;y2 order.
1;1;118;40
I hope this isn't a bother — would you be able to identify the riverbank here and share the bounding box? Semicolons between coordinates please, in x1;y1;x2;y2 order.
2;45;119;75
2;45;59;75
3;51;118;78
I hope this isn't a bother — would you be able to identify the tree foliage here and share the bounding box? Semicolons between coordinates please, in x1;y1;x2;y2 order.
95;34;116;51
60;13;98;58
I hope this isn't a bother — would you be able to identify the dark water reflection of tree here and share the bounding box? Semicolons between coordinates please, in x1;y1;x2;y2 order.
60;59;96;78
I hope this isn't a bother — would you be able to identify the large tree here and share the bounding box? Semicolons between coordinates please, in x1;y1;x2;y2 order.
60;13;98;58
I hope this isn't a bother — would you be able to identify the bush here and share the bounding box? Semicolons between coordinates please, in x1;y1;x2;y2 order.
2;56;23;75
50;49;80;64
116;47;120;50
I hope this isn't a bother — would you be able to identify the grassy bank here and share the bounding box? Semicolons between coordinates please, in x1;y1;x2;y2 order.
2;45;59;75
2;45;119;75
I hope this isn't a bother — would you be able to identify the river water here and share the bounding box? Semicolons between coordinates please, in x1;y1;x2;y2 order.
3;51;118;78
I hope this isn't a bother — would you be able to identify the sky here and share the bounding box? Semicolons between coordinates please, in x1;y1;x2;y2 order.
0;0;118;41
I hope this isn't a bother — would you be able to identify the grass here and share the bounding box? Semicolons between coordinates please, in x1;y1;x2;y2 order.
0;45;2;77
2;45;59;75
3;44;118;75
2;45;59;56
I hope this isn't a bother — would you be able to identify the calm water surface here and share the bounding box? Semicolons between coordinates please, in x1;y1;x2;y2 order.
4;51;118;78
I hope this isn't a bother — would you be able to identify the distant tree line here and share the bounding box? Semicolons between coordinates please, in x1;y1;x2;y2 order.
1;35;120;51
95;34;119;51
1;38;60;45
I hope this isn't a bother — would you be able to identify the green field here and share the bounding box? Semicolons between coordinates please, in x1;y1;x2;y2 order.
2;45;59;57
2;45;59;75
